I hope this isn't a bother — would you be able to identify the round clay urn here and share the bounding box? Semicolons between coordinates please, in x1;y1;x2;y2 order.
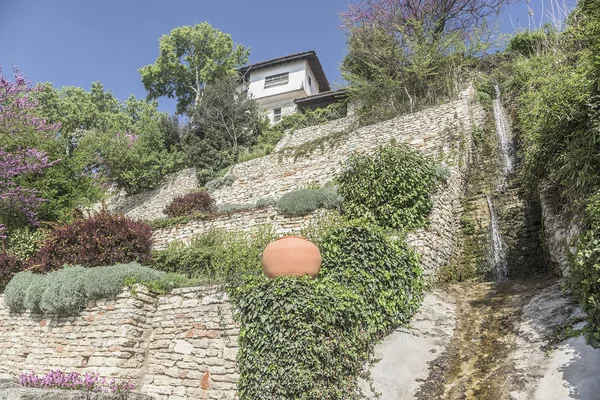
262;236;322;279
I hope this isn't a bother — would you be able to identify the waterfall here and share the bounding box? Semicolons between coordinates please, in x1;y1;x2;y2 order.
486;195;508;281
492;85;514;186
486;85;513;281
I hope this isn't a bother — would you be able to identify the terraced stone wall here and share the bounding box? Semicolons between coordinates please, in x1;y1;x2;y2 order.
0;285;238;400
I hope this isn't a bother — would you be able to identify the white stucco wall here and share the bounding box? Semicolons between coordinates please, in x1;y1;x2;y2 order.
305;64;319;94
259;98;298;124
248;60;315;100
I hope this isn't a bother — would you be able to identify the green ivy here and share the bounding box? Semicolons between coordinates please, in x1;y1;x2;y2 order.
336;144;438;231
228;220;424;399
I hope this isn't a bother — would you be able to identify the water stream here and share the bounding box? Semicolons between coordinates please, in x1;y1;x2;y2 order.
487;85;515;281
486;195;508;281
492;85;514;189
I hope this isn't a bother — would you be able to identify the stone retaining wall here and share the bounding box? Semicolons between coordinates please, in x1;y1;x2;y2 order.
0;285;238;400
106;89;484;223
106;169;199;222
539;187;581;276
273;116;356;151
152;206;328;249
153;99;486;277
212;92;484;206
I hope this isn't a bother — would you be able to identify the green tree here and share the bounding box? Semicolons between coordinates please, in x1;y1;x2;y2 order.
183;76;263;184
340;0;504;122
35;82;129;147
77;98;185;194
139;23;249;114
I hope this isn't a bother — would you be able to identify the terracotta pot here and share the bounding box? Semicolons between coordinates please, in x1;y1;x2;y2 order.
262;236;322;279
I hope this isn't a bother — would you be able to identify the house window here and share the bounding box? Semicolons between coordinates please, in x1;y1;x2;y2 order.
265;72;289;88
308;75;312;87
273;108;282;122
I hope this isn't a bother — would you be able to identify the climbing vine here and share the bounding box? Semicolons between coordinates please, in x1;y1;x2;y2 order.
228;220;424;399
336;144;439;231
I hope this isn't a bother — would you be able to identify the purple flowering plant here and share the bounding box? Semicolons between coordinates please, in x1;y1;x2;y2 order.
18;370;135;393
0;65;60;237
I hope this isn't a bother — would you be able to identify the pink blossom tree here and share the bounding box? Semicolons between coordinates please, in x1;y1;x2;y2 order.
0;66;59;238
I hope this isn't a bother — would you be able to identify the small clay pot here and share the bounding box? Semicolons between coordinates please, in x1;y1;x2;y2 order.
262;236;322;279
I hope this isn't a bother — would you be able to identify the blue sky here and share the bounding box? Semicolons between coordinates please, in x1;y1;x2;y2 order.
0;0;572;114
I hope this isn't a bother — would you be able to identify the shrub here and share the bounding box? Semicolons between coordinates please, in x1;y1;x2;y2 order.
5;227;46;261
205;174;237;193
164;191;216;217
276;186;343;216
216;203;255;213
3;263;182;315
29;209;153;272
0;253;23;291
78;123;186;195
39;267;88;315
228;220;424;399
336;144;438;231
255;197;278;208
23;273;48;313
315;184;343;210
277;190;320;216
149;215;194;230
152;227;275;284
4;272;40;312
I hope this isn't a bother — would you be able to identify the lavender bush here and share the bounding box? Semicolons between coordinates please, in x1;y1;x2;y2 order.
18;370;135;393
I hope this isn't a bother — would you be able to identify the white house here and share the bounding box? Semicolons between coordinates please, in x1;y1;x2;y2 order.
239;50;347;124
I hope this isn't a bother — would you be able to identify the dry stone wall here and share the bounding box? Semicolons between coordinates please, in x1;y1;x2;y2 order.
539;187;581;276
152;100;485;276
0;285;238;400
106;89;484;226
273;116;357;151
144;90;486;275
153;207;329;250
106;169;199;222
212;93;484;206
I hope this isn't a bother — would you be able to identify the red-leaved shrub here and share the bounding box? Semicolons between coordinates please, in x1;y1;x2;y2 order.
29;209;153;272
164;191;216;217
0;253;23;290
